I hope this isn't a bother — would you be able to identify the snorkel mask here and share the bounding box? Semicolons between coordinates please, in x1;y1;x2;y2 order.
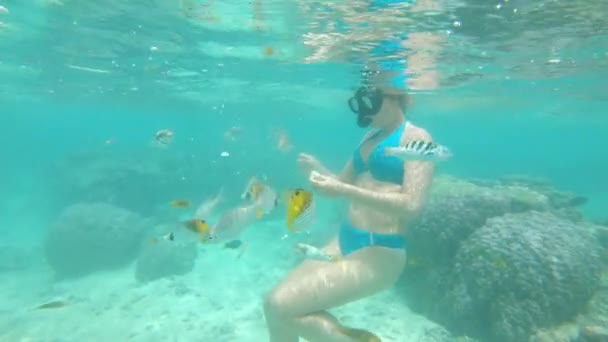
348;86;384;128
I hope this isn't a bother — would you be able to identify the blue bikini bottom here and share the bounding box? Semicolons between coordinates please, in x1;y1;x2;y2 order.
338;222;406;256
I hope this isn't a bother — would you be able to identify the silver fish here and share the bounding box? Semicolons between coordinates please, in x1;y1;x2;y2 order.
384;140;452;161
241;177;278;215
205;204;263;244
193;187;224;220
294;243;340;262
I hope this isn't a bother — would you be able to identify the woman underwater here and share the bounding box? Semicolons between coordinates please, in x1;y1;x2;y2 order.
263;4;441;340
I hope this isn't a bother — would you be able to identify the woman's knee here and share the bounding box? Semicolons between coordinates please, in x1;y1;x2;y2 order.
263;286;299;319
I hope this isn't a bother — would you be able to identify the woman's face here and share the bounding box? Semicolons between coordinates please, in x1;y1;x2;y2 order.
367;96;395;128
349;87;404;129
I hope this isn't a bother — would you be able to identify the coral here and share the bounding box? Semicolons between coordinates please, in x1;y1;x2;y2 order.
434;211;601;342
405;176;550;269
44;202;147;278
135;238;198;283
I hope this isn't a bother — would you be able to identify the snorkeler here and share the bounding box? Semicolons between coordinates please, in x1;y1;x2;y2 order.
263;1;440;340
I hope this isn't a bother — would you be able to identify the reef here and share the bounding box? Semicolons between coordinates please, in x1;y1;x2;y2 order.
49;148;208;217
44;202;147;278
399;175;602;342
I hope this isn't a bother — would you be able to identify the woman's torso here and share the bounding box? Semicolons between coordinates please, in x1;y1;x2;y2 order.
347;121;424;235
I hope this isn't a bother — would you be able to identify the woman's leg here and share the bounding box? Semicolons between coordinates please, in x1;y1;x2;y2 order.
264;237;406;342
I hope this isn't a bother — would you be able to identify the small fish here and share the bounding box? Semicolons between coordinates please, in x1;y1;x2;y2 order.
295;243;341;262
149;232;175;244
224;240;242;249
170;200;191;208
224;126;242;141
204;204;262;244
182;219;210;239
241;177;278;215
34;300;68;310
193;188;224;220
384;140;452;161
193;187;224;220
274;129;292;152
285;189;316;232
151;129;174;148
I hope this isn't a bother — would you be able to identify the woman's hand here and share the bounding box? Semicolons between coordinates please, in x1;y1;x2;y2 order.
296;153;323;177
308;171;347;198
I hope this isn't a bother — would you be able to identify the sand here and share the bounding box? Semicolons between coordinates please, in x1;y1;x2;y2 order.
0;220;445;342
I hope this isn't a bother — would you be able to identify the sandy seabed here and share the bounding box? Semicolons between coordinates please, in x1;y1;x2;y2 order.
0;220;445;342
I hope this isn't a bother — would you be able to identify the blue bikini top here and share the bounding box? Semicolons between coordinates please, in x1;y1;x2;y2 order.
352;120;407;184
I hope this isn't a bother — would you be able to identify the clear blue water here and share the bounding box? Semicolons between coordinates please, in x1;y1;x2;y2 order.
1;0;608;341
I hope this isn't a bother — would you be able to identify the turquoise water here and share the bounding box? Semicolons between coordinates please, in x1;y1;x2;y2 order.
1;1;608;341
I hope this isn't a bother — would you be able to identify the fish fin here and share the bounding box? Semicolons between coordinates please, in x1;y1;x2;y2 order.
330;255;343;262
240;177;255;200
256;208;264;219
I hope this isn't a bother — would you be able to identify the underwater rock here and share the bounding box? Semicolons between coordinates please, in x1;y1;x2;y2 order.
578;285;608;333
580;325;608;342
134;237;197;283
497;174;588;210
419;324;454;342
50;149;202;216
528;321;580;342
435;211;601;342
44;202;147;278
405;176;550;269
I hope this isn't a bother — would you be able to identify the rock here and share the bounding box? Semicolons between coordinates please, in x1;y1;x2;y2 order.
580;325;608;342
529;321;580;342
44;203;147;278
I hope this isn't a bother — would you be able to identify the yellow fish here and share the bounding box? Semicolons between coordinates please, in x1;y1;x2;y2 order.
284;189;315;232
182;219;210;239
170;200;191;208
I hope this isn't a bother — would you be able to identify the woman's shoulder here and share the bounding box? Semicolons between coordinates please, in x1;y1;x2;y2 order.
401;121;432;143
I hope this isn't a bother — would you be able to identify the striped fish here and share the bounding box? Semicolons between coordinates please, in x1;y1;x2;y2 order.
285;189;316;233
384;140;452;161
